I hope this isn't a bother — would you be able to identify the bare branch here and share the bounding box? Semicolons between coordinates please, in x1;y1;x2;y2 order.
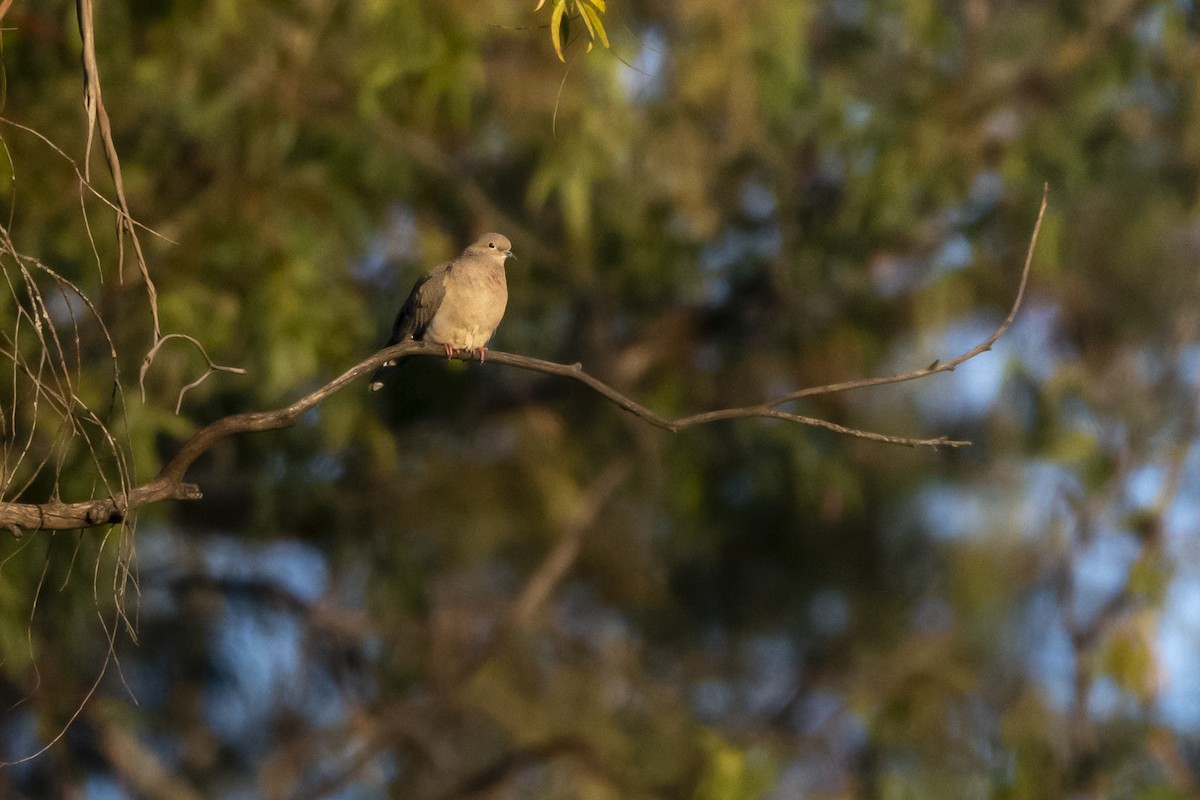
508;460;630;626
430;736;627;800
0;190;1047;532
443;460;632;685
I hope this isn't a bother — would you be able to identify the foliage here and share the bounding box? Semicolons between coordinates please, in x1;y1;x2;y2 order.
535;0;611;62
2;0;1200;797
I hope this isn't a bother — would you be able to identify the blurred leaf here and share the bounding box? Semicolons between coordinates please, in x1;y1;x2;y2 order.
695;732;776;800
1100;612;1160;702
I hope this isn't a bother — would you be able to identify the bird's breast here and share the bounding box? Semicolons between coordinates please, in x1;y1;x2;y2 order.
424;266;508;350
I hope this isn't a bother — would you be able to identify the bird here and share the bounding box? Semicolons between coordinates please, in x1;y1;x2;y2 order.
369;233;514;391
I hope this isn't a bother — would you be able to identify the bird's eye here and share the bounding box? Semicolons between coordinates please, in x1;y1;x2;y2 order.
488;242;496;248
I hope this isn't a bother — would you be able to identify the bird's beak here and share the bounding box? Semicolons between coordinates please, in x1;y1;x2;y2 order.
503;249;515;261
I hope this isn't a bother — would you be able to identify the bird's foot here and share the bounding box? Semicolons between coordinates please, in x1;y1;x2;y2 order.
475;347;489;363
442;343;454;359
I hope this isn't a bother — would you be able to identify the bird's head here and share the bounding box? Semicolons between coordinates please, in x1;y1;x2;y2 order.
468;233;515;262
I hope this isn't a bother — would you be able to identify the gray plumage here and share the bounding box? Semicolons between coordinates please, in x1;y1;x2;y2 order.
369;233;514;391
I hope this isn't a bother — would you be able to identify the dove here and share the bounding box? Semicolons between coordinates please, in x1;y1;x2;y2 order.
369;233;514;391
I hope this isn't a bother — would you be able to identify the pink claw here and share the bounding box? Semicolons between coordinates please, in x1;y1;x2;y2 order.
443;343;454;359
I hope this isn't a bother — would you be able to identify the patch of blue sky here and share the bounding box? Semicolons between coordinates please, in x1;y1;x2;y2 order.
691;678;734;721
1133;2;1168;47
1177;343;1200;387
1010;303;1074;383
1126;462;1168;509
1134;344;1174;385
869;253;919;298
832;0;868;28
1021;588;1075;711
698;226;782;306
742;634;801;717
306;450;345;483
740;180;778;221
296;666;352;729
1069;530;1140;624
914;460;1076;542
122;653;173;709
910;316;1011;424
0;711;42;780
1088;675;1139;721
210;618;351;752
789;690;868;761
927;234;973;279
700;227;783;273
295;744;394;800
1166;495;1200;561
844;98;872;130
964;170;1004;222
912;483;989;540
352;205;416;286
617;28;666;101
203;536;330;604
82;775;129;800
133;523;187;569
1157;576;1200;731
911;594;955;634
205;606;306;747
810;588;850;636
1022;460;1083;533
902;301;1070;425
1125;443;1200;561
42;284;93;329
554;583;633;650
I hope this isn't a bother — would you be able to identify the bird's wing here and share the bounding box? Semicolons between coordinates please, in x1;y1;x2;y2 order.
385;262;451;345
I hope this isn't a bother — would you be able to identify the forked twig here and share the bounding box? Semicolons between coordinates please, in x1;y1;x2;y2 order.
138;333;248;412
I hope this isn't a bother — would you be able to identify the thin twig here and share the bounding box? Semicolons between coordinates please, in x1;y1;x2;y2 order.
752;184;1046;409
0;118;177;244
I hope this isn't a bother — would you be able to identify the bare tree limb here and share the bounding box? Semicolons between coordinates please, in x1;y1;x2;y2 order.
0;189;1047;533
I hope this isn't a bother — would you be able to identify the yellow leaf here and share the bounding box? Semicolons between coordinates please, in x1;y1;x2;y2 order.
550;0;567;61
580;3;609;48
588;0;605;11
577;0;596;39
534;0;546;10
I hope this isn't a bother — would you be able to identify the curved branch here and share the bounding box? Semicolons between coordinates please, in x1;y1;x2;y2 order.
0;189;1047;533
